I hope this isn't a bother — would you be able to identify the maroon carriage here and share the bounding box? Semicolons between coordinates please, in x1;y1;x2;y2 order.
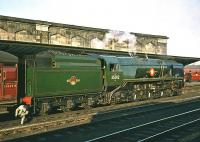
0;51;18;113
184;65;200;82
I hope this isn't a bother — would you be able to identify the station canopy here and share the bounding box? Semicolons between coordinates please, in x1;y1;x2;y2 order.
0;51;18;63
0;40;199;66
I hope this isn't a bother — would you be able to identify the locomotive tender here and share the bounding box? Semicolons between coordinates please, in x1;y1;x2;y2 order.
0;50;184;114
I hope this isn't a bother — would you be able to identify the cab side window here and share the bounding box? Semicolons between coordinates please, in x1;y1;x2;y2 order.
110;64;119;72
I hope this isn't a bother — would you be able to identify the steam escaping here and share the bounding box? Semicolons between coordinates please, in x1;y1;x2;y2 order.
91;30;137;57
104;30;137;57
104;30;136;44
91;38;105;49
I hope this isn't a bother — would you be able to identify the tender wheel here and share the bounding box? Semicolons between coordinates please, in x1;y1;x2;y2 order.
37;103;50;115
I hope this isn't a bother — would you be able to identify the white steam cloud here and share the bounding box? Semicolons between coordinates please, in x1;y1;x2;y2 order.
91;30;137;56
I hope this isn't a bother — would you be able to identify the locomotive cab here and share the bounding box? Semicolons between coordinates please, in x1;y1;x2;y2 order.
99;55;123;88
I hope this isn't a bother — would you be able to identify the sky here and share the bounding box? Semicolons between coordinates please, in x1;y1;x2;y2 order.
0;0;200;57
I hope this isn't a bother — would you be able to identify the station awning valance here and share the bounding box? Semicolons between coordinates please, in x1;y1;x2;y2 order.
0;40;199;66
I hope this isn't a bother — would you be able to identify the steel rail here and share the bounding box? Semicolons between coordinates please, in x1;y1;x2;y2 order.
138;118;200;142
86;108;200;142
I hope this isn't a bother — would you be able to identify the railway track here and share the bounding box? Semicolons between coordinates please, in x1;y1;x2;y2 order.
0;83;200;141
3;98;200;142
86;107;200;142
139;117;200;142
0;102;174;141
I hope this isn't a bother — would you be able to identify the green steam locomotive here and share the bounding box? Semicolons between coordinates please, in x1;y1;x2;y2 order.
19;50;184;114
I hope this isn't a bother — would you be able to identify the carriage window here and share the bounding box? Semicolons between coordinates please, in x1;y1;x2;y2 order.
110;64;118;71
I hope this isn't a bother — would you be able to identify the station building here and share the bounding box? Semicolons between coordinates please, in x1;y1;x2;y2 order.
0;15;168;55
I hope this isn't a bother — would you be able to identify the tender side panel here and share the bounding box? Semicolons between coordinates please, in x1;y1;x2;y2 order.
35;67;102;96
26;56;103;97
